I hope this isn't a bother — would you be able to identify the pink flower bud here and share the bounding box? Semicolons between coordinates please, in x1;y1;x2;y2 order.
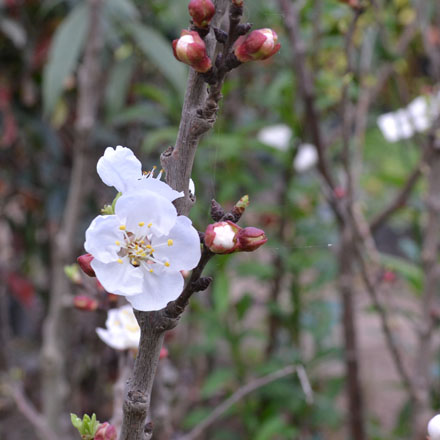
94;422;117;440
188;0;215;28
234;28;281;63
159;347;168;360
172;30;212;73
204;221;241;254
73;295;98;311
237;227;267;252
77;253;95;277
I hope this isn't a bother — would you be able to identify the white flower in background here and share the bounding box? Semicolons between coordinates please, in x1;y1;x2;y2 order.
97;145;183;201
257;124;292;151
428;414;440;440
377;91;440;142
85;148;201;311
294;143;318;172
96;305;140;350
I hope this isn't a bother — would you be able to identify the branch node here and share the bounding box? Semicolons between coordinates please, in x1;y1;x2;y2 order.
211;199;226;221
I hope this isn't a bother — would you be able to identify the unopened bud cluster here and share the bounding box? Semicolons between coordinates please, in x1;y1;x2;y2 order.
204;221;267;254
172;0;280;73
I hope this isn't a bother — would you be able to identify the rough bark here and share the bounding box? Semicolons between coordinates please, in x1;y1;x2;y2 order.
119;2;231;439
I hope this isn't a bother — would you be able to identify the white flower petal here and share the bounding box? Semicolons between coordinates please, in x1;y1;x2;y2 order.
97;145;142;193
96;327;128;350
115;190;177;237
91;258;144;296
294;144;318;172
189;178;195;196
428;414;440;440
132;177;183;202
153;216;201;271
127;271;184;311
84;215;124;263
258;124;292;151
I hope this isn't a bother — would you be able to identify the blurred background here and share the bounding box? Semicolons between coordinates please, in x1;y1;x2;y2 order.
1;0;440;438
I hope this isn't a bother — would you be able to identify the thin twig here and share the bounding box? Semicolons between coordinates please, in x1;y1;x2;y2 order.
179;365;302;440
41;0;103;435
5;382;58;440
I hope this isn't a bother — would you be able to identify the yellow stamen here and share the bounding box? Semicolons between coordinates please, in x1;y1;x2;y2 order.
140;240;145;245
132;260;139;266
167;239;173;246
119;225;126;231
138;222;145;227
148;222;152;228
149;268;154;273
146;245;152;249
115;241;120;246
164;261;170;267
117;258;123;264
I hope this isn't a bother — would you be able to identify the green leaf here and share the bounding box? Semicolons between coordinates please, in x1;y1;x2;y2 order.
201;368;235;398
104;0;139;21
104;56;136;117
70;413;82;430
126;22;186;97
42;3;89;116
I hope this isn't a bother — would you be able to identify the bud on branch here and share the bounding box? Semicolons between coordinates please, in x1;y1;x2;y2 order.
77;253;95;277
188;0;215;28
172;30;212;73
234;28;281;62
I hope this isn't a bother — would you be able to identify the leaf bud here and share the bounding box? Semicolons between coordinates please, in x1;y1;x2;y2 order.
231;194;249;221
188;0;215;28
172;30;212;73
77;253;95;277
95;422;117;440
237;227;267;252
234;28;281;62
73;295;99;311
232;0;244;5
204;221;241;254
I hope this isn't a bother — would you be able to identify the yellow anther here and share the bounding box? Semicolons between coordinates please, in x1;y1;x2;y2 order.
152;165;157;170
148;222;152;228
140;240;145;245
149;268;154;273
119;225;126;231
164;261;170;267
167;239;173;246
138;222;145;227
151;248;155;253
132;260;139;266
117;258;123;264
115;241;120;246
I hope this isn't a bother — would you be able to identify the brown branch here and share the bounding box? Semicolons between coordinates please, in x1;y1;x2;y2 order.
369;159;423;233
5;382;58;440
120;2;232;439
179;365;301;440
41;0;104;435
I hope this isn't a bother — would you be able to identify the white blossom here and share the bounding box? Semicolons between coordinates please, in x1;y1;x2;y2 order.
85;147;201;311
257;124;292;151
428;414;440;440
96;305;140;350
294;143;318;172
377;91;440;142
97;145;183;201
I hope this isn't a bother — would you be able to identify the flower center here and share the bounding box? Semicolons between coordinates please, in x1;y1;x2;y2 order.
115;224;173;272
